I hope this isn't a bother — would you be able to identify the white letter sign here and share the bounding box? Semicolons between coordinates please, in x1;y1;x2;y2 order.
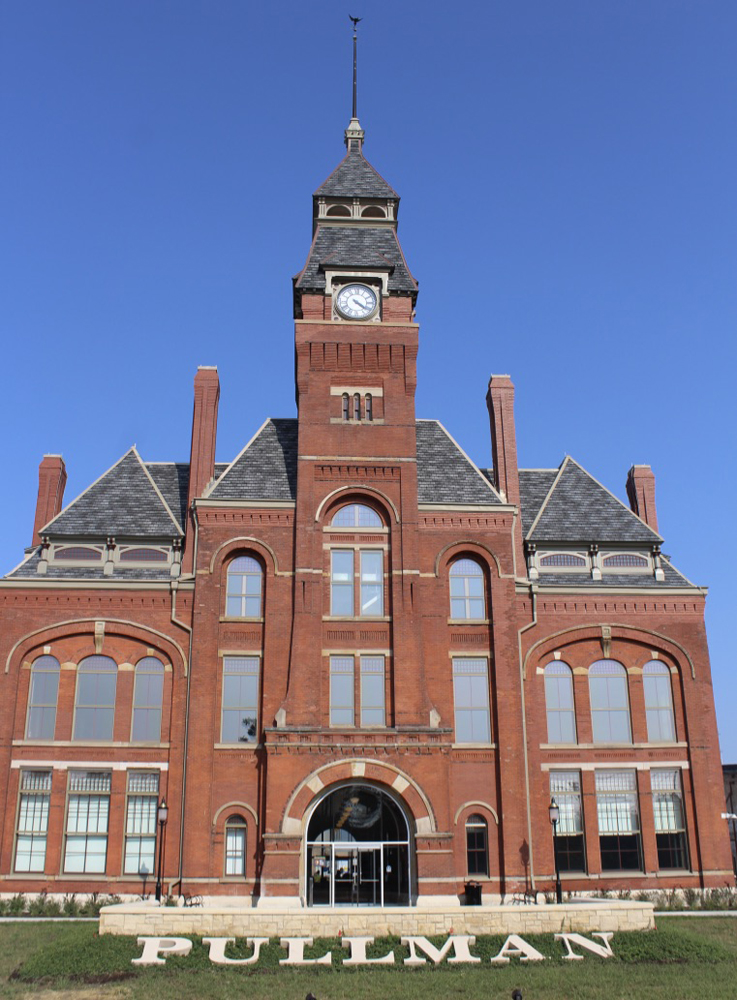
490;934;545;964
554;932;614;960
203;937;269;965
132;937;193;966
401;935;481;965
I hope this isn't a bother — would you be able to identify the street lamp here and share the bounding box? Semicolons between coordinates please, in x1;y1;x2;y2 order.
155;798;169;902
548;797;562;904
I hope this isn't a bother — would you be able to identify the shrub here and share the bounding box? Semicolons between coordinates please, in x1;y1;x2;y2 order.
63;894;79;917
8;894;26;915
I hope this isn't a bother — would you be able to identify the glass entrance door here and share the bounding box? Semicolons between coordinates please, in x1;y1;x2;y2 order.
333;847;381;905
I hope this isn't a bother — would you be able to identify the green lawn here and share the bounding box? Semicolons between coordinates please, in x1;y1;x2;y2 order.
1;916;736;1000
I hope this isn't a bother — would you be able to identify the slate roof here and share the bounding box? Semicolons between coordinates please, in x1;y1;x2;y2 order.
314;148;398;200
8;550;173;582
518;470;559;537
209;420;298;501
416;421;502;505
294;226;417;294
536;559;692;589
42;449;183;539
147;462;228;528
527;457;662;545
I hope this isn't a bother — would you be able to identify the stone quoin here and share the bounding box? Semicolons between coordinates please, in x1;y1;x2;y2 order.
0;42;731;910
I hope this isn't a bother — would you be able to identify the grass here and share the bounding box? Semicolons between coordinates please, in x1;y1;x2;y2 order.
0;917;736;999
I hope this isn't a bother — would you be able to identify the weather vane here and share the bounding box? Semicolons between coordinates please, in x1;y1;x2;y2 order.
349;15;362;120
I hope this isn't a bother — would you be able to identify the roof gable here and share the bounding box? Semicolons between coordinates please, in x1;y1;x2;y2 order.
518;469;559;537
208;419;298;502
43;448;183;538
416;421;502;505
314;148;398;200
527;457;662;544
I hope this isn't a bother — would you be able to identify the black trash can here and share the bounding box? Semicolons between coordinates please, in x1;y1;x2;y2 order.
464;880;482;905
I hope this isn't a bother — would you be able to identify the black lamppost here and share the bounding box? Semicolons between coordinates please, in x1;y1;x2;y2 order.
548;797;563;904
155;798;169;902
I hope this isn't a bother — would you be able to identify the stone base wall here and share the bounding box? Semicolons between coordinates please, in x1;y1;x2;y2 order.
99;899;654;937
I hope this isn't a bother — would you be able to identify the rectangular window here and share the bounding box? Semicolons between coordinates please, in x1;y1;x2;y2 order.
452;658;491;743
330;550;354;616
64;771;111;874
225;820;247;876
330;656;355;726
595;770;642;872
652;769;689;870
221;657;260;744
465;817;489;876
550;771;586;872
14;770;52;873
124;772;159;876
360;551;384;616
360;656;386;726
131;662;164;742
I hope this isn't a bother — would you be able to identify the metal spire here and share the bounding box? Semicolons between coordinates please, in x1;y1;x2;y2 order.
345;16;365;150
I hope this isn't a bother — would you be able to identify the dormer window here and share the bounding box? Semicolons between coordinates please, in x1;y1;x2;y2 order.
326;204;351;217
361;206;385;218
602;553;649;569
53;546;103;563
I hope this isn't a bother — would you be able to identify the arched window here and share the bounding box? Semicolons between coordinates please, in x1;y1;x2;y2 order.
331;504;382;528
465;814;489;876
449;558;485;620
226;556;263;618
589;660;631;743
365;393;373;421
26;655;60;740
73;656;117;741
361;206;385;218
132;657;165;742
643;661;676;742
353;393;361;420
342;393;349;421
224;814;248;876
544;662;576;744
326;204;351;217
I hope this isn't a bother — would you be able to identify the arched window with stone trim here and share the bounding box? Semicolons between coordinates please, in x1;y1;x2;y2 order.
449;558;486;620
589;660;632;744
643;660;676;742
73;656;117;741
224;814;248;876
26;655;60;740
465;813;489;876
544;661;576;744
226;555;263;618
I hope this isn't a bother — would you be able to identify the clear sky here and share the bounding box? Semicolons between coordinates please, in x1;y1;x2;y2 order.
2;2;735;757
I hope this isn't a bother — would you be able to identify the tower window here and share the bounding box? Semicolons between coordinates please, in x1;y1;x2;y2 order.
365;393;373;421
353;393;361;420
331;504;382;528
342;393;349;421
326;204;351;217
361;206;385;218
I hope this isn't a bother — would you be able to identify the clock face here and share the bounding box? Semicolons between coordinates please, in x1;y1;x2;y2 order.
336;283;378;320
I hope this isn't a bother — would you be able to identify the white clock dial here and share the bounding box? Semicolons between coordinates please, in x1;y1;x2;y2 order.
336;283;378;320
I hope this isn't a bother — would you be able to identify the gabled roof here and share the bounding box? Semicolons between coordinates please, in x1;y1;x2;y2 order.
294;225;417;294
416;421;502;505
147;462;229;527
42;448;183;538
527;456;662;545
208;419;298;502
518;469;559;537
314;148;398;200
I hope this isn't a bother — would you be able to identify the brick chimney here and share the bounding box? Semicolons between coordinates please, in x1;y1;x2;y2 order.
32;455;67;545
486;374;525;573
626;464;659;533
182;367;220;573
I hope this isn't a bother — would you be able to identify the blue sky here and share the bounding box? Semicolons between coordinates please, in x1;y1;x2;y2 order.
2;2;736;758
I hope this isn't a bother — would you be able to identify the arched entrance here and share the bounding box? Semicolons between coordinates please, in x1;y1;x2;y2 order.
305;784;411;906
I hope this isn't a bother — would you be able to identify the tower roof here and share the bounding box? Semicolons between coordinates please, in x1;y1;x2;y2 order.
315;146;398;200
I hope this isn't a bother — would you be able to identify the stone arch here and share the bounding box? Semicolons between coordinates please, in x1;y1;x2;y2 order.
280;758;436;836
523;623;695;680
434;540;504;579
453;800;499;826
208;536;281;576
314;486;400;526
6;618;186;675
212;800;258;828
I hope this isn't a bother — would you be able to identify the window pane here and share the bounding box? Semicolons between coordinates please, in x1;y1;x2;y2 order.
221;658;259;743
449;560;485;619
589;662;631;744
360;656;385;727
644;663;676;742
331;550;354;615
453;659;491;742
330;657;354;726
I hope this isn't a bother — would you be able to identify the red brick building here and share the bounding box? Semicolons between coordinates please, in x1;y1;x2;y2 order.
0;115;731;906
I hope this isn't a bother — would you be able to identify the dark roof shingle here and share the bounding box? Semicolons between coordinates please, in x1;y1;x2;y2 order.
315;149;398;199
416;421;501;506
295;226;417;294
209;420;298;501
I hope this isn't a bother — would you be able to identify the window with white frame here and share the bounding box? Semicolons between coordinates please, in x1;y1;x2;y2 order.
452;658;491;743
449;559;486;620
643;660;676;742
14;770;52;873
73;656;117;741
25;655;60;740
330;549;384;617
226;556;263;618
465;814;489;876
124;772;159;876
221;657;260;744
652;769;689;870
132;657;164;742
64;771;111;873
550;771;586;872
588;660;632;743
329;655;386;727
331;504;382;528
225;814;247;876
595;770;642;871
544;662;576;744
